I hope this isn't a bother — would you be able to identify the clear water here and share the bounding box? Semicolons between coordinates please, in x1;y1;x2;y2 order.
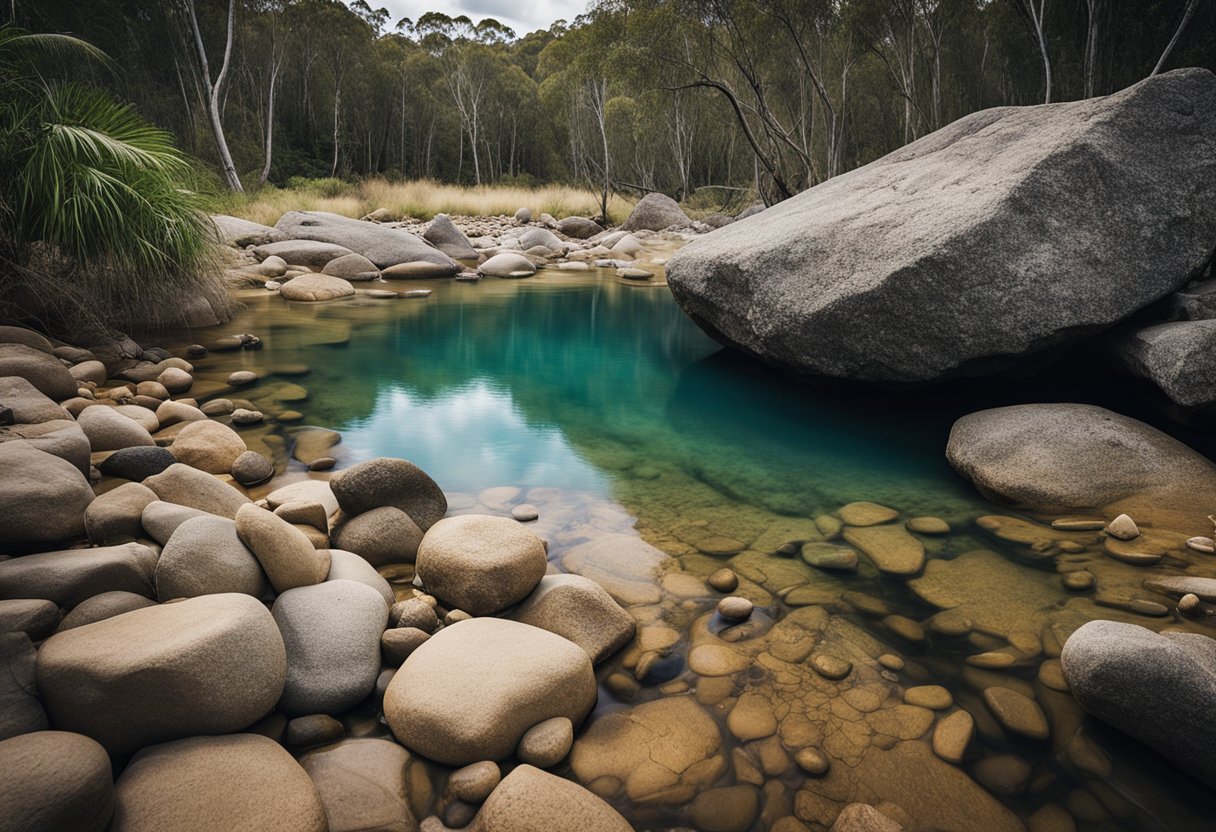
171;271;1216;831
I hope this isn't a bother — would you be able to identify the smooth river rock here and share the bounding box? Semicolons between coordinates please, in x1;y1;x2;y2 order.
1061;619;1216;788
0;543;156;607
666;69;1216;383
384;618;597;765
112;734;327;832
300;738;421;832
155;515;269;600
272;579;390;716
415;514;547;615
329;456;448;531
508;573;635;664
0;442;94;545
35;593;286;756
947;403;1216;530
468;765;632;832
0;730;113;832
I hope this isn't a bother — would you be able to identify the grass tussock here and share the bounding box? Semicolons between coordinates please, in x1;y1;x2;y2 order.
215;178;639;227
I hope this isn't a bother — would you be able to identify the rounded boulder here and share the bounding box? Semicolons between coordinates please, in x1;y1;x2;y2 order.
35;593;287;756
416;514;547;615
0;730;114;832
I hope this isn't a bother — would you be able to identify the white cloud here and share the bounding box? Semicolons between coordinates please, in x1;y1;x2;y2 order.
360;0;589;36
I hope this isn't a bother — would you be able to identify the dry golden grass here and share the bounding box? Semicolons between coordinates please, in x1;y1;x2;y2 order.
216;178;638;226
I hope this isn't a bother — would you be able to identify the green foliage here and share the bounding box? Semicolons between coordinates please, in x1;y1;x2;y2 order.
0;24;228;333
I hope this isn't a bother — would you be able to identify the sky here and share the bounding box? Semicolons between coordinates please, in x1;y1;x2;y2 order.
362;0;590;36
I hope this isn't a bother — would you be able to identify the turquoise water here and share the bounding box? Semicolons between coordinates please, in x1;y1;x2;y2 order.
179;271;1216;831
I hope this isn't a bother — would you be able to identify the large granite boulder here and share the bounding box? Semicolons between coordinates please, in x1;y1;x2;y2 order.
275;211;457;269
622;192;691;231
1110;320;1216;409
946;403;1216;532
469;765;632;832
272;579;389;715
0;442;94;546
36;593;286;755
0;731;114;832
384;618;596;765
666;69;1216;384
112;734;327;832
1061;620;1216;788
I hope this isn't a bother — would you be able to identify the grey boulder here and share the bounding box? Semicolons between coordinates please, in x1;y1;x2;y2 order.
0;442;94;546
329;457;447;531
0;543;157;607
946;403;1216;532
275;211;457;269
622;192;691;231
0;343;78;400
272;579;389;716
1061;620;1216;788
155;515;269;600
1110;319;1216;409
253;239;355;268
666;69;1216;384
424;213;479;260
212;214;286;247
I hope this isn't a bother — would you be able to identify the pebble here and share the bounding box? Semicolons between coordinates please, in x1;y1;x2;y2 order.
838;501;898;526
811;654;852;680
1051;517;1105;531
983;686;1050;741
966;651;1016;669
928;609;973;637
799;542;859;571
1105;513;1139;541
278;410;304;422
932;709;974;764
284;714;344;747
884;614;925;643
231;451;274;486
906;516;950;535
1037;659;1068;692
231;408;264;425
794;746;830;776
1062;570;1095;591
185;344;207;358
1186;536;1215;554
903;685;953;710
877;654;904;672
511;503;538;522
448;761;500;803
974;753;1032;796
1127;599;1169;617
201;399;234;416
444;800;477;827
227;371;258;386
308;456;336;471
516;716;574;768
1179;593;1201;615
717;596;754;621
708;568;738;592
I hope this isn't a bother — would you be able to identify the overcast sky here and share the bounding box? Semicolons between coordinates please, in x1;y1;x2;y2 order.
362;0;590;36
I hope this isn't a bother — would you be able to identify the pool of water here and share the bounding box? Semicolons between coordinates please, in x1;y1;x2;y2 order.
166;270;1216;831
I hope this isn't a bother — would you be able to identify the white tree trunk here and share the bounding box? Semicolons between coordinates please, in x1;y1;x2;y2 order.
184;0;243;192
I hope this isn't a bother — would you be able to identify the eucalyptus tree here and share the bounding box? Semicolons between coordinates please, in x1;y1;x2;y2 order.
180;0;243;191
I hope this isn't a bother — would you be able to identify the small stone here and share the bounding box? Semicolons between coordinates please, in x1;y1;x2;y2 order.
1127;598;1169;616
717;596;754;621
1179;593;1201;615
799;542;859;571
1051;517;1106;531
974;753;1032;796
842;525;925;577
231;408;264;425
1105;513;1139;540
1062;570;1095;591
381;627;430;667
517;716;574;768
877;654;904;671
794;746;830;776
884;614;925;643
982;686;1050;741
510;503;539;522
904;685;952;710
285;714;344;748
967;651;1016;669
448;760;500;803
689;785;760;832
932;709;974;764
231;450;274;486
157;367;193;394
1186;536;1215;554
907;516;950;535
1038;659;1069;691
227;371;258;386
391;598;440;633
838;501;898;526
708;568;739;592
308;456;335;471
811;654;852;680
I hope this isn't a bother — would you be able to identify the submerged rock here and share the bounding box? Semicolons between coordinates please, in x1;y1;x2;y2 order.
666;69;1216;384
947;403;1216;530
1061;620;1216;788
279;273;355;302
